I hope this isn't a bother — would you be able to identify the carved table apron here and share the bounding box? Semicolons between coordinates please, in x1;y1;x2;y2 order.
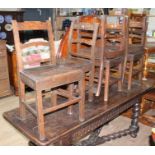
3;80;154;146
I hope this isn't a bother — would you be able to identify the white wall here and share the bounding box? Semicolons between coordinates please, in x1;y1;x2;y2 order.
0;8;21;11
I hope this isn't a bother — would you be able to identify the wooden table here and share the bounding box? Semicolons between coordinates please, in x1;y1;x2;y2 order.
3;80;154;146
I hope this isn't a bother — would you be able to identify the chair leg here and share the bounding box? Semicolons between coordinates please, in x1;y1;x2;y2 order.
96;61;104;97
138;56;144;81
140;96;146;115
18;80;26;120
67;84;74;115
35;90;46;141
118;62;123;92
104;61;110;102
143;51;148;80
88;66;95;102
51;90;57;106
128;59;134;90
79;78;85;122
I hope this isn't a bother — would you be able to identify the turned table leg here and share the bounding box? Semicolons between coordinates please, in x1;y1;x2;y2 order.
75;101;140;146
129;102;140;138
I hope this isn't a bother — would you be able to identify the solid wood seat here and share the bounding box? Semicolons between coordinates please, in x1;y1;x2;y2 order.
95;46;124;59
128;44;144;55
12;20;86;141
20;65;84;90
61;57;92;73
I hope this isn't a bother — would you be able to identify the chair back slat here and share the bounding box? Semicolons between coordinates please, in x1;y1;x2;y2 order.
21;42;49;49
17;21;48;31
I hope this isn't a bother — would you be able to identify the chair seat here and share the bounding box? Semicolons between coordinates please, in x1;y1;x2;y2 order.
145;43;155;50
64;57;92;72
20;64;84;90
128;44;144;54
143;89;155;101
20;57;91;90
95;46;124;59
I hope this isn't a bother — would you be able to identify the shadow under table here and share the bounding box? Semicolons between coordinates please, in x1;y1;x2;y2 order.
3;79;155;146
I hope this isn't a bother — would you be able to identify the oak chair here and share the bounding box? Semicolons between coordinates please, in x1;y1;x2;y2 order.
96;15;128;101
63;19;99;102
57;15;127;102
12;20;85;141
67;15;128;102
126;13;147;90
141;89;155;125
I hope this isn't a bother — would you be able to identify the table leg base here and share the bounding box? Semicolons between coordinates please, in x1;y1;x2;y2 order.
75;102;140;146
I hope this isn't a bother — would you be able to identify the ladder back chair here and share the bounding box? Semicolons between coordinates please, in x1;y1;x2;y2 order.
126;13;147;90
12;20;85;141
68;15;128;102
96;15;128;101
141;89;155;126
66;19;99;102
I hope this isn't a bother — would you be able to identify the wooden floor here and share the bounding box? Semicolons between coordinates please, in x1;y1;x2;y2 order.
3;79;154;146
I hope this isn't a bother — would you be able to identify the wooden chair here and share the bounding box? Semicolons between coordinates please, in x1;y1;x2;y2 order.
12;20;85;141
126;13;147;90
143;39;155;80
63;19;99;102
57;15;127;102
141;89;155;125
96;15;128;101
65;15;128;102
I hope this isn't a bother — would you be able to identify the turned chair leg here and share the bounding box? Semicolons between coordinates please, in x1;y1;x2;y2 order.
118;62;123;92
128;59;134;90
79;78;85;122
67;84;74;115
19;80;26;120
35;90;46;141
104;61;110;102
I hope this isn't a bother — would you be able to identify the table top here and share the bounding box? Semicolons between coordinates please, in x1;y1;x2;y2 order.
3;79;155;145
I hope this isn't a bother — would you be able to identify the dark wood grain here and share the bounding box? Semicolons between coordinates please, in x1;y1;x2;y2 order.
3;80;154;146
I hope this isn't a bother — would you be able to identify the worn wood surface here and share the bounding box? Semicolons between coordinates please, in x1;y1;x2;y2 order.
12;20;88;140
3;80;154;146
